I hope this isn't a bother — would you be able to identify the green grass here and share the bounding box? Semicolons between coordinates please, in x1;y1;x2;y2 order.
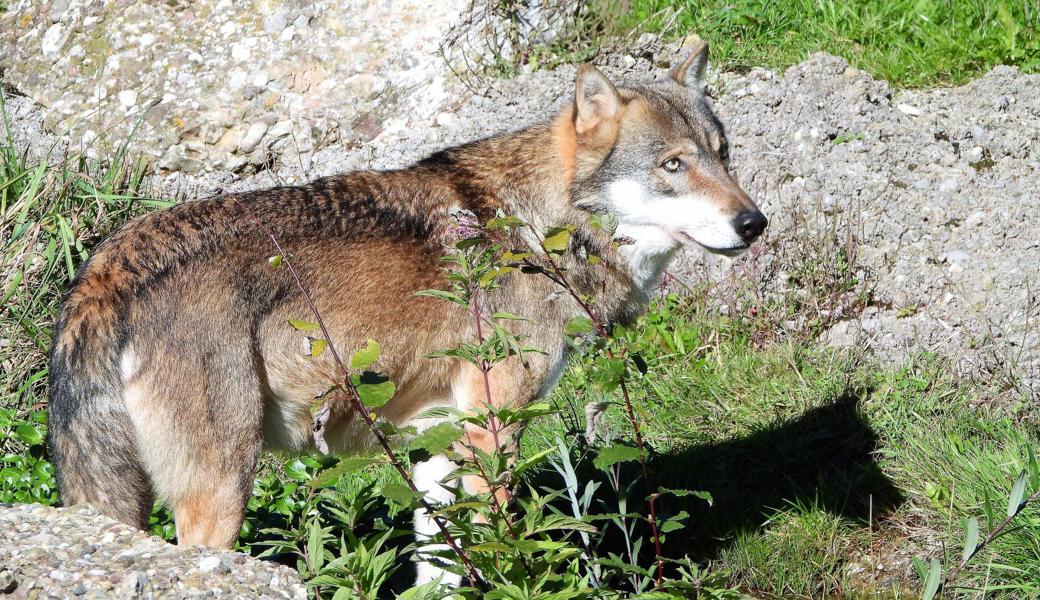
0;96;172;413
529;295;1040;598
594;0;1040;87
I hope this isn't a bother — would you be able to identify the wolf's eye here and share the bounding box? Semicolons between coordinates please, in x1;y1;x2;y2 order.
662;157;683;172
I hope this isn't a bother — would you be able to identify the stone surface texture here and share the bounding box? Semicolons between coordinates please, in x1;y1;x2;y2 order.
0;503;306;598
1;0;468;173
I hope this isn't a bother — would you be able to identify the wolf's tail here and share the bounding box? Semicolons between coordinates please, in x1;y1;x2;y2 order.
48;280;154;529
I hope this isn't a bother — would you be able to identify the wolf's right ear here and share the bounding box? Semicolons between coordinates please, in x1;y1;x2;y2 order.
574;64;621;135
671;42;709;88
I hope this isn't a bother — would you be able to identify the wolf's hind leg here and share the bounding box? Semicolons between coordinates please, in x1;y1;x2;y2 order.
127;345;264;549
173;485;251;547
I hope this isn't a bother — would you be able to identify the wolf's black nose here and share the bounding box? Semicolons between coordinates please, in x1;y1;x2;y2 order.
734;210;768;243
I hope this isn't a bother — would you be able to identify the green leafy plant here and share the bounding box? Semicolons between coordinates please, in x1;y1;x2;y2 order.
914;448;1040;599
0;408;56;505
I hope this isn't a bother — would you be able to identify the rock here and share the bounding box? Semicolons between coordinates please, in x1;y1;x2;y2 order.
198;555;222;572
896;103;924;116
1;0;573;175
263;12;287;35
117;90;138;110
40;23;65;59
0;504;305;599
239;121;269;153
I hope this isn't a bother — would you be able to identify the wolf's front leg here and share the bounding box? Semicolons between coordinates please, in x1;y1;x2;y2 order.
412;454;463;587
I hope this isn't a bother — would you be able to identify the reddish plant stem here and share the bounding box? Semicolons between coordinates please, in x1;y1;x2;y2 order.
526;229;666;587
468;288;511;509
231;197;482;587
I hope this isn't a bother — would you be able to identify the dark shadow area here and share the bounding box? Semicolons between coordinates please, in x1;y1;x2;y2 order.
532;387;905;562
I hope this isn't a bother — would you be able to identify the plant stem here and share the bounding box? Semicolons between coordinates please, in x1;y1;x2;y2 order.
942;488;1040;590
231;197;483;588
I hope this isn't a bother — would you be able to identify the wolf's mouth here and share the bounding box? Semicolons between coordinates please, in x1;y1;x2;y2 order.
669;229;749;257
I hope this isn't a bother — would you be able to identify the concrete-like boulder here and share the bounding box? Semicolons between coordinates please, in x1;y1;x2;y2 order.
0;503;305;599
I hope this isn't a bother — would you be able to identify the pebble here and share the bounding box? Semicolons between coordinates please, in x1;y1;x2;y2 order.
896;103;923;116
238;122;269;153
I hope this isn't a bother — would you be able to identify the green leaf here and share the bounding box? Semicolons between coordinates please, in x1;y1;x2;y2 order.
659;487;713;506
455;236;488;249
490;312;526;321
308;455;385;488
500;250;534;263
962;516;979;562
593;445;645;471
415;289;468;306
353;372;396;409
307;337;328;358
1028;445;1040;491
350;339;381;369
288;319;318;331
15;423;43;446
409;422;464;454
267;254;284;268
512;447;557;479
486;215;525;229
922;558;942;600
592;358;625;392
284;458;311;482
380;481;422;506
469;541;511;553
659;510;689;533
499;401;556;425
564;316;595;336
1008;470;1028;517
478;266;516;287
542;226;573;253
911;557;929;585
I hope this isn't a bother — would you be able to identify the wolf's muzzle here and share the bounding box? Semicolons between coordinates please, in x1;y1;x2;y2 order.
733;210;768;243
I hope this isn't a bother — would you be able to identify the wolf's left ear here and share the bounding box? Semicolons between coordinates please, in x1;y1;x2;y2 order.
671;42;709;88
574;64;621;134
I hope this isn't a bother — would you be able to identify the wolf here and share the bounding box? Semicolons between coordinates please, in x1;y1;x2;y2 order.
48;44;765;585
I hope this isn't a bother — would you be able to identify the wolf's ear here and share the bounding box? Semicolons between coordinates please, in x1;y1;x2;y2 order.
671;42;709;87
574;64;621;134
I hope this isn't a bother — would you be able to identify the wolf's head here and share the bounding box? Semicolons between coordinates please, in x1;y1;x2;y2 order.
566;45;766;269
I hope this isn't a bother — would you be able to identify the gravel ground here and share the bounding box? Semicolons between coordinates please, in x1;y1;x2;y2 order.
0;503;306;598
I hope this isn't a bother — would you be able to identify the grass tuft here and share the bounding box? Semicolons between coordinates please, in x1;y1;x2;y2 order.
594;0;1040;87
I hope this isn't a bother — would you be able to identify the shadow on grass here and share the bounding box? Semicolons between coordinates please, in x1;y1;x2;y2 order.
663;389;902;559
541;387;904;562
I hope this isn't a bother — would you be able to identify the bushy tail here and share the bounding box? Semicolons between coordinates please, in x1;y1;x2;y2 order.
48;316;153;529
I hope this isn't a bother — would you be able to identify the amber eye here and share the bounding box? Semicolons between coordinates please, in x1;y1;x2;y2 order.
662;157;683;172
